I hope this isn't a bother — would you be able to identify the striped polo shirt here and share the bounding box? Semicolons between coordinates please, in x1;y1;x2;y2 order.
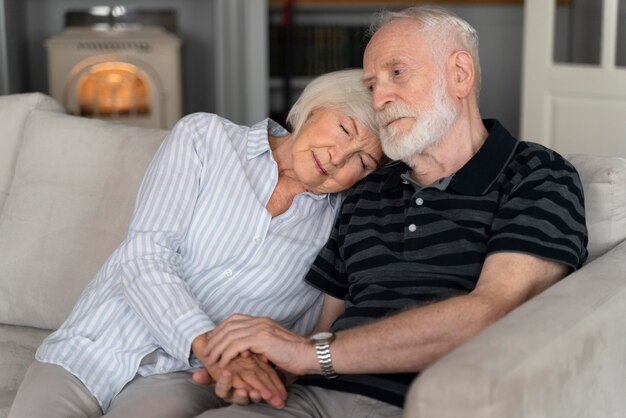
301;119;588;407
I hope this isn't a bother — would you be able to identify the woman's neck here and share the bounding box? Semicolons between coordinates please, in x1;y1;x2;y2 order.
266;134;306;217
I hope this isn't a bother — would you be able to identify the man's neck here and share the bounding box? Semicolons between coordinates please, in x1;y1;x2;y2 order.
405;117;488;187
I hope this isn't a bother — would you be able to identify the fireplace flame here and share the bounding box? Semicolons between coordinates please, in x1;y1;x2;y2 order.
77;62;150;116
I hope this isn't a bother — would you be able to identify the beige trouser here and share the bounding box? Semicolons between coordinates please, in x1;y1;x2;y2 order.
194;385;404;418
9;361;226;418
10;361;403;418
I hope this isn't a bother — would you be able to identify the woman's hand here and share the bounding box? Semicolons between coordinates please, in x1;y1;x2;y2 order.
203;314;317;376
192;334;287;408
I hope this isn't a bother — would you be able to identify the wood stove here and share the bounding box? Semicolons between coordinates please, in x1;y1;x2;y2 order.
46;25;182;129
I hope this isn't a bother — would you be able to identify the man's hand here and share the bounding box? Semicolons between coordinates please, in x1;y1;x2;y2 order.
203;314;316;376
192;333;288;408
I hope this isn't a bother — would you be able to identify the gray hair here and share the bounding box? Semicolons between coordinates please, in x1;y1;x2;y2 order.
369;6;482;95
286;69;378;138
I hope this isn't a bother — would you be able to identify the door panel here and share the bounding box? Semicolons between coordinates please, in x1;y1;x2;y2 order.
521;0;626;157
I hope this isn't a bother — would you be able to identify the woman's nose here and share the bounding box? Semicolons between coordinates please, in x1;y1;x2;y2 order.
330;145;354;168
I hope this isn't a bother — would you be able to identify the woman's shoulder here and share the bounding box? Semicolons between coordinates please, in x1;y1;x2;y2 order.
168;113;254;154
174;112;244;136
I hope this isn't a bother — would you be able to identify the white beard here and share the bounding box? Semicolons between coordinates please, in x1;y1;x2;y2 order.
376;76;459;162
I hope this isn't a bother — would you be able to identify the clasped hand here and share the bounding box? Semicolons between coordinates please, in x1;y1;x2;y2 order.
192;314;314;408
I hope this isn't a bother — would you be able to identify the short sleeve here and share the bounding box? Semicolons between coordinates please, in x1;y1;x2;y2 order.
305;214;350;299
488;150;588;270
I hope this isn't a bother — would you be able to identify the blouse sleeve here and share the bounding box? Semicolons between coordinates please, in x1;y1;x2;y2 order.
119;114;215;364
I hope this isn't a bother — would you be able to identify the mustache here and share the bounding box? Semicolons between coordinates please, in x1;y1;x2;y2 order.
375;103;418;127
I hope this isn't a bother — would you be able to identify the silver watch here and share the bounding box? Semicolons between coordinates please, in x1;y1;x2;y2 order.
310;331;337;379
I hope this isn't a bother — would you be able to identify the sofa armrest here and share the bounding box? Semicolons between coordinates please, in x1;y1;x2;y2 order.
404;239;626;418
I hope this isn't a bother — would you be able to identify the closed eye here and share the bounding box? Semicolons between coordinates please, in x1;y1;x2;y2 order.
359;155;367;169
340;124;350;135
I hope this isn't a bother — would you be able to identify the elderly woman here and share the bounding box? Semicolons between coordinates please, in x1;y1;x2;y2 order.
10;69;383;418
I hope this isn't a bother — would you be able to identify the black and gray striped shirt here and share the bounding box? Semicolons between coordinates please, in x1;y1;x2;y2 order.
300;119;588;407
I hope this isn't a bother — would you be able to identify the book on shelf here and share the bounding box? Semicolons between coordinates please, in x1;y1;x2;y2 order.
269;24;370;77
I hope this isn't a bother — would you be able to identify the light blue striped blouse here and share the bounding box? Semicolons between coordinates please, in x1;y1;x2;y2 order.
36;113;340;411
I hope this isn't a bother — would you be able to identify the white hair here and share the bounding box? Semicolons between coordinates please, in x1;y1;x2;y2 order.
369;6;482;96
286;69;378;138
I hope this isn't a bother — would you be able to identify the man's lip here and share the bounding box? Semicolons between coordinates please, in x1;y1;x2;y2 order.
385;117;406;127
312;151;328;175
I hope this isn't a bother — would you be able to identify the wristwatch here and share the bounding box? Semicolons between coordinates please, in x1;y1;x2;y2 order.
310;331;338;379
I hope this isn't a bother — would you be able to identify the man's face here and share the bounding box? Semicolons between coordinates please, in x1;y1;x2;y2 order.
363;19;460;161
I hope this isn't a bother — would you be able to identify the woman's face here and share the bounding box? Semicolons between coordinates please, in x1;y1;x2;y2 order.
292;107;382;194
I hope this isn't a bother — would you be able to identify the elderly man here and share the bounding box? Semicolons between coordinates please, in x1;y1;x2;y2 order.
195;6;588;418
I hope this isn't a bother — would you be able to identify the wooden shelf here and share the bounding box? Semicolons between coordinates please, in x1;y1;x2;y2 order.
269;0;526;6
269;0;573;5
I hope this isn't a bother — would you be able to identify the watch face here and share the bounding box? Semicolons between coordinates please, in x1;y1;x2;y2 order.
311;331;334;341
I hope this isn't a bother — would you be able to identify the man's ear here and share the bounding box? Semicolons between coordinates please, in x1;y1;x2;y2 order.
449;50;475;99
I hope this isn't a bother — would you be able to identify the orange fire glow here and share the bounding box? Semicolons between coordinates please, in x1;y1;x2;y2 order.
77;62;150;116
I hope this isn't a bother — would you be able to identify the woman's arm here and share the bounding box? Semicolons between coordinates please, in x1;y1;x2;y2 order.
119;115;214;363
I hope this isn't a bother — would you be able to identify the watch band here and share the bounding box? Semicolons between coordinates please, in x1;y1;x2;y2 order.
311;332;338;379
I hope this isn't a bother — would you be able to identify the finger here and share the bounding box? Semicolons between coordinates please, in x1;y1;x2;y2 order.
225;357;284;401
267;394;286;409
252;360;287;400
214;370;234;400
232;388;252;406
204;321;265;359
248;390;263;404
217;340;254;367
191;368;213;385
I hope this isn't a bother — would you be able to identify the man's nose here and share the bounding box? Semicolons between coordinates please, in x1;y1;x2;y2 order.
371;83;395;111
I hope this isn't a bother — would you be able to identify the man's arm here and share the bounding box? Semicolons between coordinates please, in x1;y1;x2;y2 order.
310;294;345;335
329;252;567;374
204;252;568;376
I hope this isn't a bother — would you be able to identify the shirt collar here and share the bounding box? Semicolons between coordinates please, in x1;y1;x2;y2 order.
448;119;518;195
246;118;289;161
246;119;339;210
382;119;518;195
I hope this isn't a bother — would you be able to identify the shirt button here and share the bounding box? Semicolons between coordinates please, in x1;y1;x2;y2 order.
254;237;261;243
225;269;233;277
416;198;424;206
408;224;417;232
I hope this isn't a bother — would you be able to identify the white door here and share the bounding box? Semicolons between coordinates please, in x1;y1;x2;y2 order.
521;0;626;157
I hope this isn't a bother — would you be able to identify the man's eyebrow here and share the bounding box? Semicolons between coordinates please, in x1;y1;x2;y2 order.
361;75;375;85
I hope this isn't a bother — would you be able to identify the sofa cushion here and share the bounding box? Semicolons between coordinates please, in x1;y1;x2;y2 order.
0;324;50;418
566;154;626;264
0;109;167;330
0;93;64;213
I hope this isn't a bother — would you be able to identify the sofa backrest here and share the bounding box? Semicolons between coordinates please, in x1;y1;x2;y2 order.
0;93;64;212
0;93;168;330
566;154;626;264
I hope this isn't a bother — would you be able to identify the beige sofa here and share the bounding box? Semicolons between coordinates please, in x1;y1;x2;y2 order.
1;92;625;417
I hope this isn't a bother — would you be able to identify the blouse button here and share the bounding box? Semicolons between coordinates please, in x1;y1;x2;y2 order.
408;224;417;232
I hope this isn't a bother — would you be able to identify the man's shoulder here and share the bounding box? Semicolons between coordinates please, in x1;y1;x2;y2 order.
509;140;580;178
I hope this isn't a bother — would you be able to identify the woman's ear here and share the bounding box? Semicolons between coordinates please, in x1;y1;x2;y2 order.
450;50;475;99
